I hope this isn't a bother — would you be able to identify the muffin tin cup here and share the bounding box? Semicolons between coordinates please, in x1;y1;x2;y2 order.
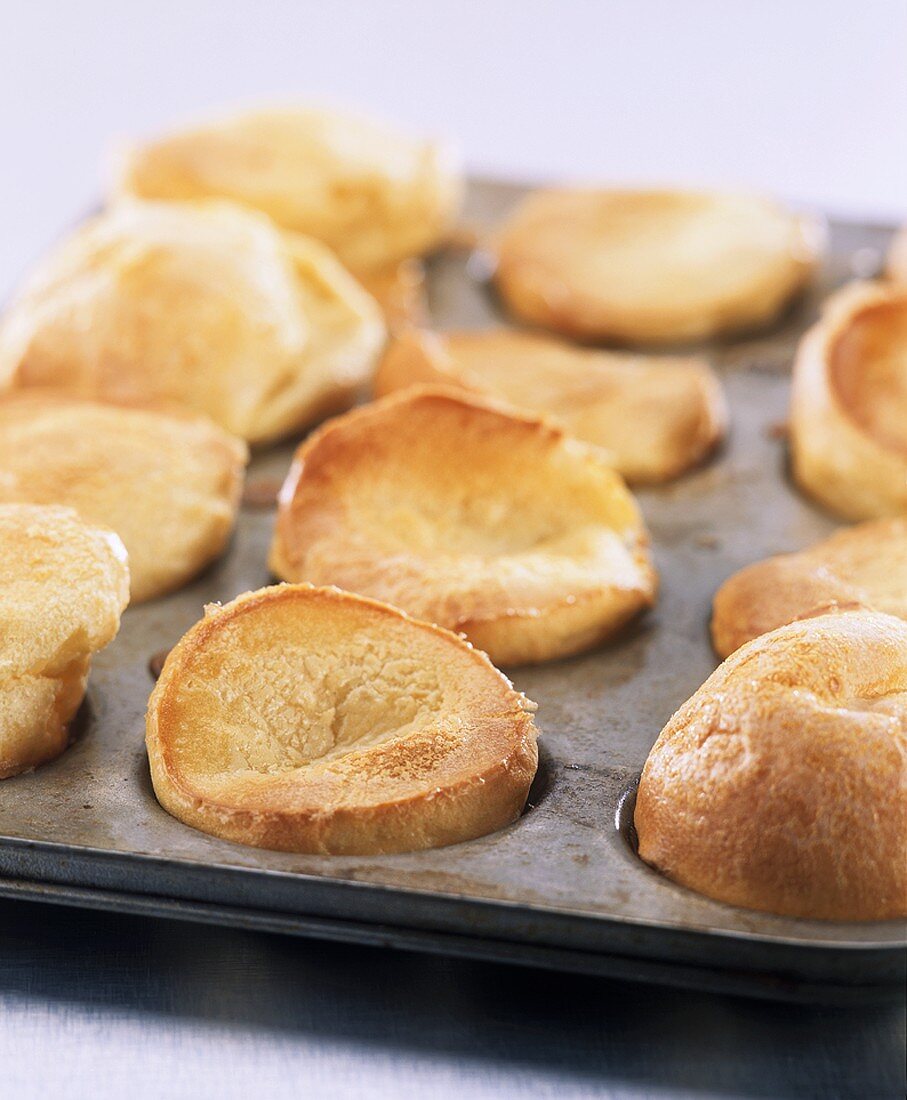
0;179;903;1003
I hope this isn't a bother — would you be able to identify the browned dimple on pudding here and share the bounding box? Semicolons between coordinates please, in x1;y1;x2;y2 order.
790;280;907;520
831;298;907;456
145;584;539;855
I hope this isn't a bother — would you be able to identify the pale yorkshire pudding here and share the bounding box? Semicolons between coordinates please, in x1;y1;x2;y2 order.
635;610;907;921
375;328;727;483
146;584;538;854
886;226;907;282
114;105;462;273
711;518;907;658
0;391;247;602
0;503;129;778
491;189;821;344
790;281;907;520
270;388;657;666
0;200;385;443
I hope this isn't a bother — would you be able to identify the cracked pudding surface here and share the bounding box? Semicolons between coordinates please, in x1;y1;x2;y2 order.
146;584;538;855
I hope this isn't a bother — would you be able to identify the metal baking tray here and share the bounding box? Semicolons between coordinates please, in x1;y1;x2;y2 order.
0;179;904;1003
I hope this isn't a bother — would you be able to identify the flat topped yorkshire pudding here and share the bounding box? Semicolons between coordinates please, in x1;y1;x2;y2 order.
711;518;907;657
270;388;657;666
375;328;726;483
791;281;907;520
0;200;385;443
0;391;247;602
0;503;129;778
490;188;821;344
146;584;538;854
635;610;907;921
114;105;462;273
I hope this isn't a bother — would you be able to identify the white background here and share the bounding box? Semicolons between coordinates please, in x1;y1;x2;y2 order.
0;0;905;299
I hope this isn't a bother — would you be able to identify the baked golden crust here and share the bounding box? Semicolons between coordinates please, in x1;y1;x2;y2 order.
270;387;657;666
114;105;462;273
0;200;385;443
790;281;907;520
0;391;247;602
375;328;727;483
711;518;907;657
887;226;907;282
0;503;129;778
635;610;907;921
146;584;538;854
491;189;821;344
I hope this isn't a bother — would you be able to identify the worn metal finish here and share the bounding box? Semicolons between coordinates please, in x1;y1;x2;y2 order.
0;179;903;1001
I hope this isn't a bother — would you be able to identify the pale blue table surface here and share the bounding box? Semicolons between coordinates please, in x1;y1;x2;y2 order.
0;897;903;1100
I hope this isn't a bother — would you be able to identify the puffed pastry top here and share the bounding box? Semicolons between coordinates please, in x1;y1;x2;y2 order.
0;200;386;443
491;188;822;344
790;280;907;520
114;105;463;273
0;391;247;602
0;503;129;778
376;328;726;484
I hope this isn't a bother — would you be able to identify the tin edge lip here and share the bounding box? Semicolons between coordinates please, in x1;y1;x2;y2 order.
0;832;903;954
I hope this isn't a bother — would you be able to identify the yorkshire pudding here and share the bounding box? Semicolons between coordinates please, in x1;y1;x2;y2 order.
146;584;538;854
270;388;657;666
0;200;385;443
790;281;907;520
114;105;462;273
0;503;129;778
375;328;726;483
711;518;907;657
0;391;247;602
635;610;907;921
491;189;821;344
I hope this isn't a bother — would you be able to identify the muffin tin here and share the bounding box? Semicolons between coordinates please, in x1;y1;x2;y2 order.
0;178;903;1003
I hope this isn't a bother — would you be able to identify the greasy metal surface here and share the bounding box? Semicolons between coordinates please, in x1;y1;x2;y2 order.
0;179;903;996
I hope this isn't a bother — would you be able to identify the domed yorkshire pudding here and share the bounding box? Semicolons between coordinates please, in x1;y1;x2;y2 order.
635;610;907;921
270;389;657;666
790;281;907;520
146;584;538;854
114;105;462;273
375;328;726;483
711;518;907;657
887;226;907;283
490;189;821;344
0;503;129;778
0;392;248;602
0;201;385;443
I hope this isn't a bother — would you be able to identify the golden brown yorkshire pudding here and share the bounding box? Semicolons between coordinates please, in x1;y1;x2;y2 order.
0;392;247;602
270;388;657;666
790;281;907;520
375;328;726;483
146;584;538;854
886;226;907;282
635;610;907;921
711;518;907;658
0;201;385;443
114;105;462;273
0;503;129;778
491;189;821;344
